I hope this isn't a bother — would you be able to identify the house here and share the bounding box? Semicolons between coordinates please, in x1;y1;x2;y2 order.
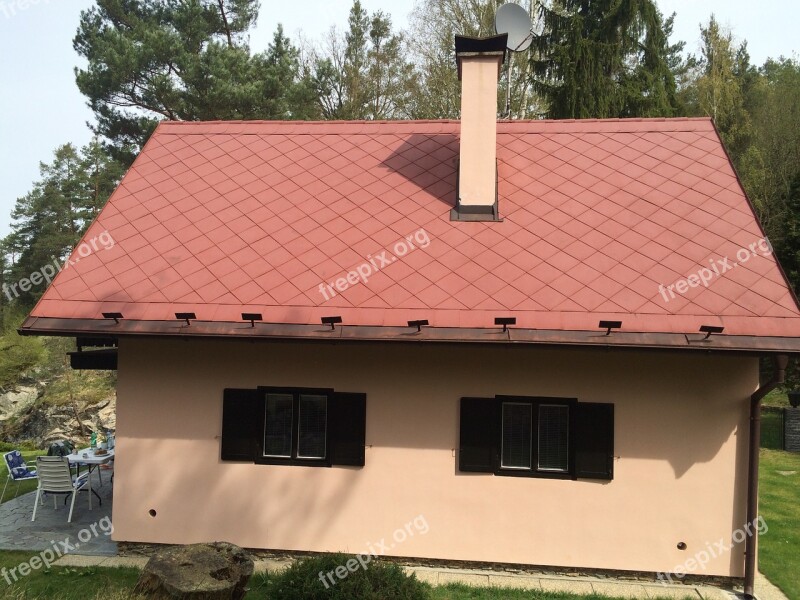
20;35;800;595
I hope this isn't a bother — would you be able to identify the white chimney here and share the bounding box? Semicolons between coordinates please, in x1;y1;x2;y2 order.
452;35;507;221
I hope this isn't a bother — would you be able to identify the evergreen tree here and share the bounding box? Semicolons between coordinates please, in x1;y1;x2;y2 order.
531;0;682;119
2;142;124;307
73;0;317;165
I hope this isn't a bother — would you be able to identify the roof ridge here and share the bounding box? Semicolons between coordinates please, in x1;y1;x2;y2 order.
155;116;712;126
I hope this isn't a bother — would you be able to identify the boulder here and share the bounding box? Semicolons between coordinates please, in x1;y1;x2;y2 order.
0;385;40;420
134;542;254;600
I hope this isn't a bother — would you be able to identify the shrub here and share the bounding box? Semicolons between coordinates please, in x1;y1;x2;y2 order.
0;440;39;452
263;554;430;600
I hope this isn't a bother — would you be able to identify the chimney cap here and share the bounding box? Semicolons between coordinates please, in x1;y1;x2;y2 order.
455;34;508;79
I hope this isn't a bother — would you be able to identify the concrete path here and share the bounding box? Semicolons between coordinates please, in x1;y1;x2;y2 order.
53;554;748;600
754;572;791;600
0;466;115;556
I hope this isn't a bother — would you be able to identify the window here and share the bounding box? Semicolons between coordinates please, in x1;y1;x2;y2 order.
501;403;532;469
537;404;569;472
264;394;293;458
459;396;614;480
221;388;366;468
263;392;327;461
297;394;327;459
498;398;571;476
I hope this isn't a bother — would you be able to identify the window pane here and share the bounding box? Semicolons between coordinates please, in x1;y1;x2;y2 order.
264;394;293;457
502;403;532;469
539;404;569;472
298;395;327;459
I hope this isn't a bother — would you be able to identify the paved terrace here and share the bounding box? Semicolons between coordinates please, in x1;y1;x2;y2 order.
0;466;115;556
0;466;787;600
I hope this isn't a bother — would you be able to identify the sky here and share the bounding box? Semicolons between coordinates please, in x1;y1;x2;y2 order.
0;0;798;239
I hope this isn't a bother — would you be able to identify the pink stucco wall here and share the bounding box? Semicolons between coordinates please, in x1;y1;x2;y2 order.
112;338;756;577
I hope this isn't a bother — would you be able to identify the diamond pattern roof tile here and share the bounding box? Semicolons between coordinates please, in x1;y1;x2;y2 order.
28;118;800;337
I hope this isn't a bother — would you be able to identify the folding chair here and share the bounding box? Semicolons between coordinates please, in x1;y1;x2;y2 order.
31;456;89;523
2;450;38;500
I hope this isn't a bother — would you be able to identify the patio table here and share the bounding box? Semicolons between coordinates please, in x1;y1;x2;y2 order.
67;448;114;510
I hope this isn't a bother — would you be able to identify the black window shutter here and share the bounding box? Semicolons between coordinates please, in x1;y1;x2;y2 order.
221;389;263;461
574;402;614;480
329;392;367;467
459;397;499;473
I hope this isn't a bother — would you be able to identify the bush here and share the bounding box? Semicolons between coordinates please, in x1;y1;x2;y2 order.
0;440;39;452
263;554;430;600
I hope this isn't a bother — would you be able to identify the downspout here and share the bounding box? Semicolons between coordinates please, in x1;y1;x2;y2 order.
743;354;788;599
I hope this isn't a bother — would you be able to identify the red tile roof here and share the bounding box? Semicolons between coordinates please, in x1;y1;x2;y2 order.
26;118;800;338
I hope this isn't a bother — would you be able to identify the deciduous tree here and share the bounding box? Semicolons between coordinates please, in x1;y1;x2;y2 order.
312;1;417;120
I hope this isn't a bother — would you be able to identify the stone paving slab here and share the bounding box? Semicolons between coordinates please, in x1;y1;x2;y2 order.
56;555;147;569
642;584;702;599
487;573;541;590
0;467;115;556
253;558;293;573
539;577;596;595
753;572;790;600
591;581;651;598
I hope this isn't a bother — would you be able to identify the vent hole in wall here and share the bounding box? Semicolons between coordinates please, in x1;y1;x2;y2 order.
149;509;157;518
677;542;687;550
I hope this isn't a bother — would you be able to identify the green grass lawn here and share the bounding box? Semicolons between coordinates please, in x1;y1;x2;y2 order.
0;551;142;600
0;553;692;600
761;410;785;450
758;449;800;599
762;389;791;408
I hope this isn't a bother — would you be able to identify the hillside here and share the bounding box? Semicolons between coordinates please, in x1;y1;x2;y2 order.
0;326;116;449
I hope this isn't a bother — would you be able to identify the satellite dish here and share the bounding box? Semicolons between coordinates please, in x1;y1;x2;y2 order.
494;3;534;52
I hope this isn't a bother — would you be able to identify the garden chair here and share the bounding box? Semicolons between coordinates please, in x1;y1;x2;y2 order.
31;456;89;523
2;450;38;500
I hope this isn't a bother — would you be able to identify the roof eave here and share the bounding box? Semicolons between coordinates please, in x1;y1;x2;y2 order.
18;316;800;356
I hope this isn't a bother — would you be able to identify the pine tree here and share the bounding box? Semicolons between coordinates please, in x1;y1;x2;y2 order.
73;0;317;165
2;143;124;307
531;0;682;119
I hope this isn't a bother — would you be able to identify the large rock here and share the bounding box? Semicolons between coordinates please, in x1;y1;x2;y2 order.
0;385;40;420
134;542;254;600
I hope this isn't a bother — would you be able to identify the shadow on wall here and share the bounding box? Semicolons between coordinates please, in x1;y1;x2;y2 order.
114;436;362;550
380;134;458;211
115;338;753;480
